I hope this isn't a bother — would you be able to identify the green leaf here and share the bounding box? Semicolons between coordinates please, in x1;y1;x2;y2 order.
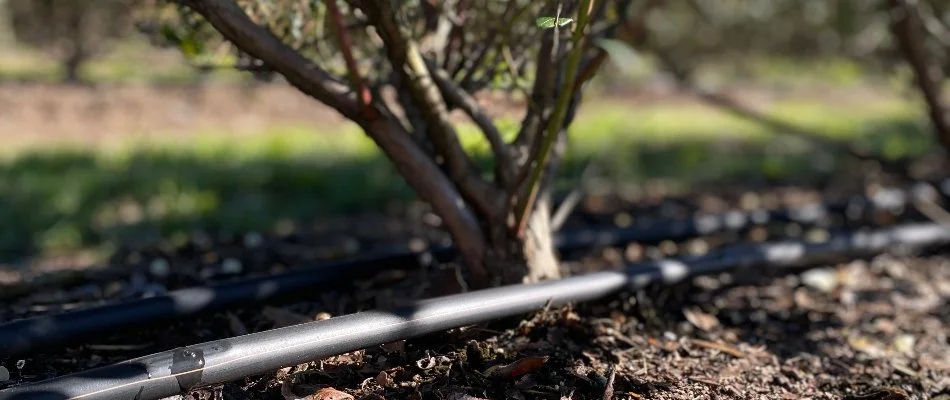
536;16;574;29
178;37;205;59
160;25;183;46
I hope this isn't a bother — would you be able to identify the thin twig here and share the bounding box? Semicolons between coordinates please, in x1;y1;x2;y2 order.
514;0;595;237
363;1;502;219
602;365;617;400
551;160;601;231
653;46;912;178
326;0;375;118
431;68;514;187
690;338;746;358
914;0;950;46
888;0;950;152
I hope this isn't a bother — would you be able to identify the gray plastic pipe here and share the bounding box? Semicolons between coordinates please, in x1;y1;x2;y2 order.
1;222;948;400
3;179;943;359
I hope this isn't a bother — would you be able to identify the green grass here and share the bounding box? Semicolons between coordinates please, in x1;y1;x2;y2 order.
0;94;934;264
0;41;249;84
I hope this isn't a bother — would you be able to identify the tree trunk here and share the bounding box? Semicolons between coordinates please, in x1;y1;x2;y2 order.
62;51;85;84
0;0;13;49
62;9;88;85
484;195;562;286
483;130;568;287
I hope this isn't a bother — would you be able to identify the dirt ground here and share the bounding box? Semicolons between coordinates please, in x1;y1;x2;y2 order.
1;179;949;399
0;82;948;399
0;80;903;151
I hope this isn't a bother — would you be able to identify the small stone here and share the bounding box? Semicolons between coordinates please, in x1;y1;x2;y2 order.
785;223;803;237
801;268;838;293
129;272;148;292
748;226;769;242
315;312;332;321
685;239;709;256
422;212;442;227
663;331;677;341
0;366;9;382
804;228;829;243
624;244;644;262
659;240;677;256
243;232;263;248
613;212;633;228
141;283;168;298
739;192;761;210
221;258;243;275
892;334;916;355
408;238;428;252
149;258;171;278
340;237;360;254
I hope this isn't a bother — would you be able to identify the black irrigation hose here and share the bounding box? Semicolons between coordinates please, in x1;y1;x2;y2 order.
2;222;948;400
1;180;946;358
0;248;454;358
555;180;950;251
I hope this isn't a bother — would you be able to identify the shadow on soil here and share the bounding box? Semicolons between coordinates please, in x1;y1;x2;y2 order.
0;115;934;267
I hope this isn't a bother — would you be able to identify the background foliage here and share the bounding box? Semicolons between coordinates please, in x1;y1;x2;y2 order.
0;0;946;264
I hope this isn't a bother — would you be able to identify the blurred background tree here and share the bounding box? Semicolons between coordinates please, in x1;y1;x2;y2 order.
7;0;136;83
0;0;13;49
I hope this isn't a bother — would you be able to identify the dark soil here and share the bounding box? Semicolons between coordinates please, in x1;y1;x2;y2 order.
1;82;948;398
2;177;950;400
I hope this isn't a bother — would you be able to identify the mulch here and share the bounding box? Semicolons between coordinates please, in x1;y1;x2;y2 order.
2;177;950;399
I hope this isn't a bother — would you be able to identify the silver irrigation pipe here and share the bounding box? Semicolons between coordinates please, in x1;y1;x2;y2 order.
1;179;945;358
2;222;948;400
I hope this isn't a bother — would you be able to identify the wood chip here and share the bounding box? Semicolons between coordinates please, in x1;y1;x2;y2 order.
307;387;354;400
484;356;549;379
689;376;721;386
683;307;720;332
843;387;909;400
689;338;746;358
375;370;393;388
602;366;617;400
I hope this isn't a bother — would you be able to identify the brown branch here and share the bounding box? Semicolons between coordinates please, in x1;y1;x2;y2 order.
511;28;558;186
514;0;595;237
182;0;490;281
648;47;912;177
182;0;358;118
325;0;375;118
888;0;950;153
442;0;468;71
431;68;514;187
455;1;524;87
363;1;503;219
915;0;950;46
358;117;489;283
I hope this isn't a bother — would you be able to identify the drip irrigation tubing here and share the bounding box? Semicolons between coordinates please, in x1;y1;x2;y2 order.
563;179;950;230
1;181;946;358
1;222;948;400
555;180;949;251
